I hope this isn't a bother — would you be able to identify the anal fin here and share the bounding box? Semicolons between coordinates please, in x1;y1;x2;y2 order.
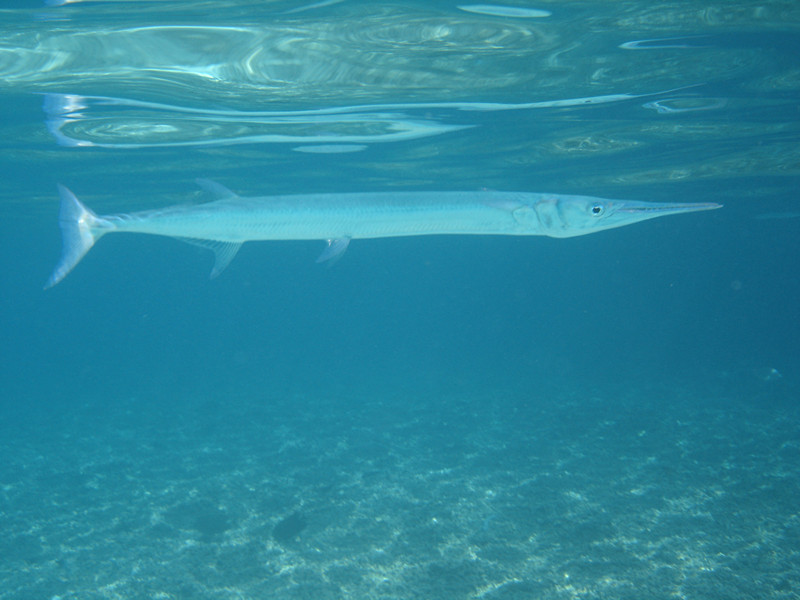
176;238;243;279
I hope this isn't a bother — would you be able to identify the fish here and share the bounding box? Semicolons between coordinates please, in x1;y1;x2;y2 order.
457;5;551;18
44;180;721;288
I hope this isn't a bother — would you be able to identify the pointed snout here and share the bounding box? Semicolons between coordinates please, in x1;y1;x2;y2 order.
580;198;723;236
616;199;722;215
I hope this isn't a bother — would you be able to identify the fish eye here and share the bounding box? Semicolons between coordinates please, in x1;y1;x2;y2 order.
590;203;604;216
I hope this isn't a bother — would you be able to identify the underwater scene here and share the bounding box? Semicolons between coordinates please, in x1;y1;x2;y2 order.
1;1;799;598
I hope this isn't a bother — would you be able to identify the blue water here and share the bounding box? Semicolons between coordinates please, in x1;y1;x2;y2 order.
1;1;799;598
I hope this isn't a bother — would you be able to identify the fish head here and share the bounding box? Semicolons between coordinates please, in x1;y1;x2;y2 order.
527;194;722;238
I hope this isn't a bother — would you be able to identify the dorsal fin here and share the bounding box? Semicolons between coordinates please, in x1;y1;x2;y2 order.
195;178;238;200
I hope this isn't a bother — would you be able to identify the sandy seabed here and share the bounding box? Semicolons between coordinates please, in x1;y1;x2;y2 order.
1;380;798;600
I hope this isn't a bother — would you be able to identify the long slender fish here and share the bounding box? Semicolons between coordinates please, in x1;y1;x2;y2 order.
45;180;720;288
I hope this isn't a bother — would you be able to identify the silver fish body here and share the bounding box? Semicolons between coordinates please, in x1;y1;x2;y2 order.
45;180;721;288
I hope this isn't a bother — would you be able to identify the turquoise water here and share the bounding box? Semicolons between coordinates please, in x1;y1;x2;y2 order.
1;1;799;598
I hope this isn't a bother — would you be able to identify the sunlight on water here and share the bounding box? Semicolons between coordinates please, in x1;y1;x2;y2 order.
41;87;698;150
1;15;550;103
1;1;796;196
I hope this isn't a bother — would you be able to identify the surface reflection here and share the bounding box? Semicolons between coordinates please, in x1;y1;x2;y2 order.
43;88;695;149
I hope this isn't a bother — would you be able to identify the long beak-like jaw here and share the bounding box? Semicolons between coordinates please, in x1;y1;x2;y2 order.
617;199;722;215
608;199;722;228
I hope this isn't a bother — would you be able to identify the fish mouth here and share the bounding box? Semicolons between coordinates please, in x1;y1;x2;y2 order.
617;201;722;214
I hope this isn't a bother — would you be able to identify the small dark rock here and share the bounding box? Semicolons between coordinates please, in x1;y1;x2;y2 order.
273;512;307;543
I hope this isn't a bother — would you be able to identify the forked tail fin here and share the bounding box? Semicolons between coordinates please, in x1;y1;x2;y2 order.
44;185;113;289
